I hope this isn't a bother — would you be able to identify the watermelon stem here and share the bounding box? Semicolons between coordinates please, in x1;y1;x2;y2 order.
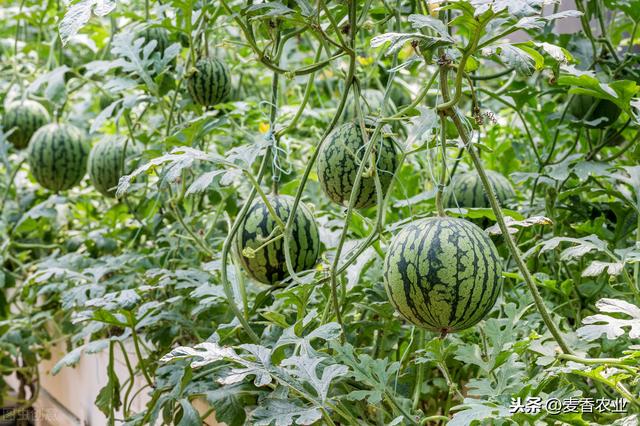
412;329;426;410
268;26;282;194
440;72;574;355
435;112;447;217
431;24;575;353
219;151;273;344
279;15;358;326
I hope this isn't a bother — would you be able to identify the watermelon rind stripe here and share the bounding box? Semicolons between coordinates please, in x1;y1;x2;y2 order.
444;170;515;209
317;122;398;209
2;100;50;149
235;195;320;284
187;58;232;107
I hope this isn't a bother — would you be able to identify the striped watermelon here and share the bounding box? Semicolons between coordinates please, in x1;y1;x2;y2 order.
27;123;89;192
2;100;50;149
187;58;231;107
138;27;170;57
444;170;515;209
317;122;398;209
235;195;320;284
569;94;621;129
88;137;139;197
383;217;502;333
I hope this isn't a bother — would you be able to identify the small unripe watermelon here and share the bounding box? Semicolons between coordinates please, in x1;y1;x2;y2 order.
2;100;50;149
389;84;411;109
187;58;232;107
569;95;621;129
342;89;396;121
317;122;398;209
27;123;89;192
138;27;170;57
444;170;515;209
235;195;320;284
384;217;502;333
88;137;140;197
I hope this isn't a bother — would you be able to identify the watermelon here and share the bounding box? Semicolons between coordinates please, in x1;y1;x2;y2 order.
342;89;396;121
235;195;320;284
187;58;232;107
383;217;502;333
444;170;515;209
569;95;621;129
88;137;139;197
2;100;50;149
389;84;411;109
27;123;89;192
317;122;398;209
138;27;170;57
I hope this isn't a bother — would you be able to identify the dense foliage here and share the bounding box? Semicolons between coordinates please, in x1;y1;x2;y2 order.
1;0;640;425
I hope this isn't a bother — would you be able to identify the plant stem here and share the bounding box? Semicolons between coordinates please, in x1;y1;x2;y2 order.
129;323;154;387
412;329;425;410
220;153;272;344
446;108;573;354
438;55;573;355
435;94;447;217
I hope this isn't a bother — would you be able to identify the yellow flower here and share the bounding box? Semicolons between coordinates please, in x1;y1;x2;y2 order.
399;43;414;60
259;122;270;134
428;1;440;17
357;56;374;66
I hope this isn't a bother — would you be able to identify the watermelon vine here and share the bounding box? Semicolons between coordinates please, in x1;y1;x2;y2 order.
2;0;640;424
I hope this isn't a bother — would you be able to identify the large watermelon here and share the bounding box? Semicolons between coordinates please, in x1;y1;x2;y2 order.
317;122;398;209
187;58;232;107
569;94;621;129
383;217;502;333
235;195;320;284
444;170;515;209
2;100;50;149
27;123;89;192
88;137;139;197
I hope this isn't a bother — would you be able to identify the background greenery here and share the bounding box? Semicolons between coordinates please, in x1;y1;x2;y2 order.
1;0;640;424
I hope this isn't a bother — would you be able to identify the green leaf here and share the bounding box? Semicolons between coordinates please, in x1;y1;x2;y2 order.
95;343;121;416
371;32;452;56
449;399;511;426
281;355;348;402
482;43;543;74
177;399;202;426
331;342;399;405
577;298;640;341
52;340;109;375
204;384;254;426
557;66;640;112
251;398;322;426
59;0;117;45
